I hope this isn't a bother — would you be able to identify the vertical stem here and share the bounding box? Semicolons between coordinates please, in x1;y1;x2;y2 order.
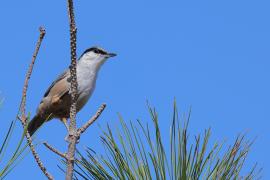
66;0;78;179
66;137;76;180
67;0;78;133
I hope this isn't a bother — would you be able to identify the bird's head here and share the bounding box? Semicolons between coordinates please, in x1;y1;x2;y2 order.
79;46;116;67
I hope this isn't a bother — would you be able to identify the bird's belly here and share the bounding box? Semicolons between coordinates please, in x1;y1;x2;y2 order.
77;78;96;111
77;89;92;111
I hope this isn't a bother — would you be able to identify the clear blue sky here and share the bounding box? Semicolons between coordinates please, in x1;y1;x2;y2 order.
0;0;269;179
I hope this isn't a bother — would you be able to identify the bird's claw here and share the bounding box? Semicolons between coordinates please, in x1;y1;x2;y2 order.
65;134;80;144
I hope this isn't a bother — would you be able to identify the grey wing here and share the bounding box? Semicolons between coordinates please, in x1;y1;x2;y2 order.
36;69;71;115
43;70;70;98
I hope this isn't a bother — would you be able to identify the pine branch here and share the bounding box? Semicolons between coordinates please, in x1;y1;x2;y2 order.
18;27;54;180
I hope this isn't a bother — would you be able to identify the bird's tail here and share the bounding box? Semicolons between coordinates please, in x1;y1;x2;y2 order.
27;114;46;136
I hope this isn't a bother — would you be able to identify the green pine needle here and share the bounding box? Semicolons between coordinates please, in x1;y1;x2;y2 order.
75;102;261;179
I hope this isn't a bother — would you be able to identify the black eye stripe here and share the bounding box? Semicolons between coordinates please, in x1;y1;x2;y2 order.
83;47;107;55
94;49;107;55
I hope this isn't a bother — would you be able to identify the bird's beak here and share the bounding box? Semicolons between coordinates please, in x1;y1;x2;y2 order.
107;53;117;58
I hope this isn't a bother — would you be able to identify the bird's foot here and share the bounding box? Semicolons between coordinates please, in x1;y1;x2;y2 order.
65;134;80;144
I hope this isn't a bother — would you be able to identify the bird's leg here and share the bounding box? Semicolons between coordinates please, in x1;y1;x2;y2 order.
61;117;69;131
61;118;80;143
62;118;77;143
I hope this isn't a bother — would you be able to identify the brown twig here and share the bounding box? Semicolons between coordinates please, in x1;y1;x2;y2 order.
77;104;106;135
19;27;46;121
43;142;67;160
66;0;78;179
18;27;54;180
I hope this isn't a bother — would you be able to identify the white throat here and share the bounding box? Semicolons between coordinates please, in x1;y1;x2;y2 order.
75;54;107;109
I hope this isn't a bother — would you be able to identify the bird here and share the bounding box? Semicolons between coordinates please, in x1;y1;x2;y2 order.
27;46;116;136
